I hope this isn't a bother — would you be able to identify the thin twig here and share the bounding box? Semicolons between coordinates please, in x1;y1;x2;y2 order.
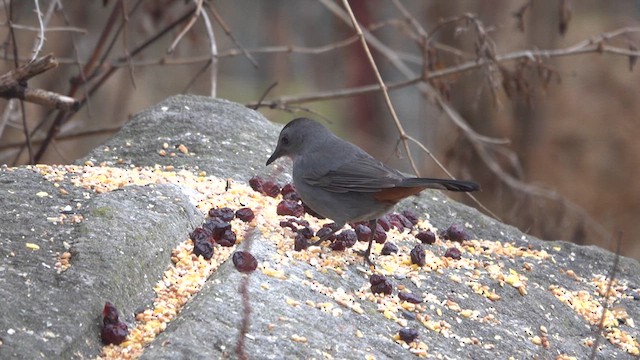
167;0;203;54
2;22;86;33
33;0;184;162
405;134;502;220
119;0;136;89
30;0;46;61
199;1;217;97
205;2;258;68
6;0;33;164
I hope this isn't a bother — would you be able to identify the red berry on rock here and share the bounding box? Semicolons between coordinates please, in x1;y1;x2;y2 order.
203;218;232;241
297;227;313;239
370;274;393;295
416;230;436;245
377;216;391;231
232;251;258;273
374;224;387;244
381;242;398;255
103;301;120;324
248;176;265;193
315;227;336;242
190;227;213;243
440;224;470;242
217;229;237;247
398;327;419;343
102;321;128;345
410;244;426;266
276;200;305;217
279;220;297;232
262;181;281;198
398;292;423;304
330;240;347;251
208;207;235;222
193;239;214;259
294;232;309;251
444;247;462;259
354;224;372;242
101;302;128;345
401;209;420;226
394;213;415;229
281;183;300;201
335;230;357;248
235;208;255;222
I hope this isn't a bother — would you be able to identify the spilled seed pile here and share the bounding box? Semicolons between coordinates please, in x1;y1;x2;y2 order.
27;163;640;359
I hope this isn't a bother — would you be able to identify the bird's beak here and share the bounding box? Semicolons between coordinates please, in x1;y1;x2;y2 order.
266;146;281;166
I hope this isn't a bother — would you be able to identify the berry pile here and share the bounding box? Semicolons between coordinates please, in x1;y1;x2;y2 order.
250;176;472;266
189;206;255;260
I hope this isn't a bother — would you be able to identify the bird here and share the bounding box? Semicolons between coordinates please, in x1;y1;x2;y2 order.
266;117;480;266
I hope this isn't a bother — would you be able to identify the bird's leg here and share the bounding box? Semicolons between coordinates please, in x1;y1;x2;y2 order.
355;219;377;268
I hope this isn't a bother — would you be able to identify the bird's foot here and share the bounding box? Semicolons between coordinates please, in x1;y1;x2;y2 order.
355;249;376;268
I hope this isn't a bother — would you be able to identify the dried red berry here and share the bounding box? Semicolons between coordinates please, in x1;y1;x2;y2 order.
203;218;232;241
297;227;313;239
217;229;237;247
354;224;372;242
410;244;426;266
329;240;347;251
262;181;281;198
232;251;258;273
208;207;235;222
279;220;297;232
190;227;213;243
444;247;462;259
398;292;423;304
374;224;387;244
335;229;357;248
193;239;214;259
401;209;420;226
440;224;470;242
276;200;305;217
315;227;336;242
416;230;436;245
377;216;391;231
235;208;255;222
370;274;393;295
248;176;265;193
294;232;309;251
281;183;300;201
380;242;398;255
393;213;414;229
102;301;120;324
398;327;419;343
101;302;128;345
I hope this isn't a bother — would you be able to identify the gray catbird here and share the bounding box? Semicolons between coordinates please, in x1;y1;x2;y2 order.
266;118;480;266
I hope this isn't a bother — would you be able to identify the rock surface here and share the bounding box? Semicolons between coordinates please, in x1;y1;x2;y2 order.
0;95;638;359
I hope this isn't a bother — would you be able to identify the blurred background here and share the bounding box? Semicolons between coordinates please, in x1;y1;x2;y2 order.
0;0;639;259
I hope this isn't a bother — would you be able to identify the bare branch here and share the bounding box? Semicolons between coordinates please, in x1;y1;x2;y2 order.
199;2;218;97
0;54;80;111
167;0;203;54
205;2;258;68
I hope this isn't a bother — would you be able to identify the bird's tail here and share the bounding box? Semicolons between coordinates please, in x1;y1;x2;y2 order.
399;177;480;192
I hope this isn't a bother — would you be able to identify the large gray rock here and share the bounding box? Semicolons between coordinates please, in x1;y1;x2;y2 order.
0;95;638;359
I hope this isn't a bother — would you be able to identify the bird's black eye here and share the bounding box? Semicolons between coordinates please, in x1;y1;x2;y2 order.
281;136;289;146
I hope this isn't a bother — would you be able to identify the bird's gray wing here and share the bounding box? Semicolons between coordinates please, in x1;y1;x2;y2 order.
303;152;403;193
